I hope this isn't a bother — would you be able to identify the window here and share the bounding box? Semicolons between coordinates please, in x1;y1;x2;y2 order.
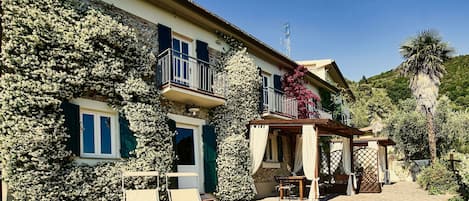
172;37;191;85
263;134;283;163
75;99;119;159
175;127;195;165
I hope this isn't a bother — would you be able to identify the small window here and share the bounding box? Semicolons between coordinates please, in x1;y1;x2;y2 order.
264;135;282;163
74;98;119;159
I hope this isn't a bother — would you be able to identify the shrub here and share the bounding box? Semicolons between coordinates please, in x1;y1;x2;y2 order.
417;161;458;195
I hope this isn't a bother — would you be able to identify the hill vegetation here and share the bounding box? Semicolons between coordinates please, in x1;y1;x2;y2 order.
358;55;469;110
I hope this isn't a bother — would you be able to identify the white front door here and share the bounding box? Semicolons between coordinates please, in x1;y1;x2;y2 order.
175;124;202;191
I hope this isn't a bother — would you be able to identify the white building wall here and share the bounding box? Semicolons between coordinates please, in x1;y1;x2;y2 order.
102;0;229;54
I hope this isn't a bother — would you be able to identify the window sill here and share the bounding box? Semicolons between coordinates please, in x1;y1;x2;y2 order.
262;161;281;169
74;157;121;166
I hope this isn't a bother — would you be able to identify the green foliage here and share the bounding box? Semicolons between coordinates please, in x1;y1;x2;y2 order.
0;0;173;200
385;99;429;159
417;160;458;195
362;55;469;110
211;48;259;201
440;55;469;110
385;96;469;160
349;82;395;129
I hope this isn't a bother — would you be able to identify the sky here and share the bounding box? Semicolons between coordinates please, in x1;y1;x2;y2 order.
194;0;469;81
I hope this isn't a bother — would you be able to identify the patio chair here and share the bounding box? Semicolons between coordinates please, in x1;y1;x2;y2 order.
165;172;202;201
274;176;297;200
121;171;160;201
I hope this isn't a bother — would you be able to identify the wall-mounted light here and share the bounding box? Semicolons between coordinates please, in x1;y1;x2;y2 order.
186;104;200;116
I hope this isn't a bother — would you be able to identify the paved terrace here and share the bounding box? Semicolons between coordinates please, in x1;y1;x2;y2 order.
257;182;453;201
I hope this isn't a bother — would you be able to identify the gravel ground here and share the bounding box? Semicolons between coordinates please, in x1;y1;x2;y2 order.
258;182;454;201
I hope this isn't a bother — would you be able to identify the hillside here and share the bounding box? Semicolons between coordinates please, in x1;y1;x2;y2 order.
358;55;469;109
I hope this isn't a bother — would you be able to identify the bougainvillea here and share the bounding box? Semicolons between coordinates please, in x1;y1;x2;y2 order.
282;65;321;119
211;46;260;200
0;0;174;200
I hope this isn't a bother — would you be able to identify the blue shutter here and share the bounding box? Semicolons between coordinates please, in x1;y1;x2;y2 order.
60;102;80;156
273;74;283;94
258;67;264;114
157;24;172;53
196;40;209;62
203;125;218;193
157;24;172;86
119;115;137;158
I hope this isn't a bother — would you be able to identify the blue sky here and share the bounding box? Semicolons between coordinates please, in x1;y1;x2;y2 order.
194;0;469;81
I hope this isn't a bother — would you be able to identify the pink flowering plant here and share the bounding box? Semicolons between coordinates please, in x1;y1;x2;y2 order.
282;65;321;119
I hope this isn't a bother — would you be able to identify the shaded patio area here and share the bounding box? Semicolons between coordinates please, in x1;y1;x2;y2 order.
249;119;364;201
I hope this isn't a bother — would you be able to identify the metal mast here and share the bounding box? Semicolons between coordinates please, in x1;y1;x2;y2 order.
283;23;291;57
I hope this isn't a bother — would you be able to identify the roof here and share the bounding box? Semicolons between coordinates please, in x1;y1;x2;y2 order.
147;0;343;95
331;136;396;146
353;137;396;146
298;59;355;100
249;119;364;137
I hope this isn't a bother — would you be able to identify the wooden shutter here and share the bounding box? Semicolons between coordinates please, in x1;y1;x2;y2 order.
202;125;218;193
157;24;172;53
273;74;283;94
277;135;283;162
60;101;80;156
119;115;137;158
196;40;209;62
156;24;172;86
258;67;264;114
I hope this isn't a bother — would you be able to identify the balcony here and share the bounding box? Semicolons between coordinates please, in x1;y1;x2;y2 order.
307;106;332;120
318;108;333;119
261;88;298;119
157;49;226;108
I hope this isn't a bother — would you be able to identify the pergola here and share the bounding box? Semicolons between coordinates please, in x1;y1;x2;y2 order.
249;119;364;200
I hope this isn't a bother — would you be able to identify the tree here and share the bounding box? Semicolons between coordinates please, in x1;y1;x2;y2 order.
398;30;453;162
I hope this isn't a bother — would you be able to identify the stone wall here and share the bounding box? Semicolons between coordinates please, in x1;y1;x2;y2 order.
86;0;223;122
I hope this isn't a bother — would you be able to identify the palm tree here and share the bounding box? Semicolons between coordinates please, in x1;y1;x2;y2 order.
399;30;453;162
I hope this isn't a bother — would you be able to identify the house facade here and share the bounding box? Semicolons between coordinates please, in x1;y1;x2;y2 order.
1;0;356;200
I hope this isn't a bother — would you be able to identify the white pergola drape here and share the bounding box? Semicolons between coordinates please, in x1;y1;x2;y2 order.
302;125;319;201
293;135;303;174
342;137;356;195
378;146;388;184
249;125;269;175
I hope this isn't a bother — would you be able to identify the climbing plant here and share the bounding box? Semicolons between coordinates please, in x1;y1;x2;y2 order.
211;32;260;200
282;65;321;119
0;0;173;200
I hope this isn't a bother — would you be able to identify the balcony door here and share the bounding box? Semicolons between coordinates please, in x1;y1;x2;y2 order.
172;37;191;86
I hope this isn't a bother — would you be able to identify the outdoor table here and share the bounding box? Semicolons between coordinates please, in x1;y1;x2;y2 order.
277;175;307;200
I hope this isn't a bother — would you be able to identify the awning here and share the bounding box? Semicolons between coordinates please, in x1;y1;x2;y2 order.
249;119;364;137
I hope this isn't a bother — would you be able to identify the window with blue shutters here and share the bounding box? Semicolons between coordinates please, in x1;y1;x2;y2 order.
70;98;120;159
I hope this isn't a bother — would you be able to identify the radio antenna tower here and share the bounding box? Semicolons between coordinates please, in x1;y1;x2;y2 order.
283;23;291;57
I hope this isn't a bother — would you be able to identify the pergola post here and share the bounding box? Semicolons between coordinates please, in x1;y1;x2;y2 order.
349;136;354;192
315;126;320;199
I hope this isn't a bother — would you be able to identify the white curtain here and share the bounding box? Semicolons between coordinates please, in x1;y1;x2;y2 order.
342;137;356;195
378;145;389;184
293;135;303;174
302;125;319;201
249;125;269;175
